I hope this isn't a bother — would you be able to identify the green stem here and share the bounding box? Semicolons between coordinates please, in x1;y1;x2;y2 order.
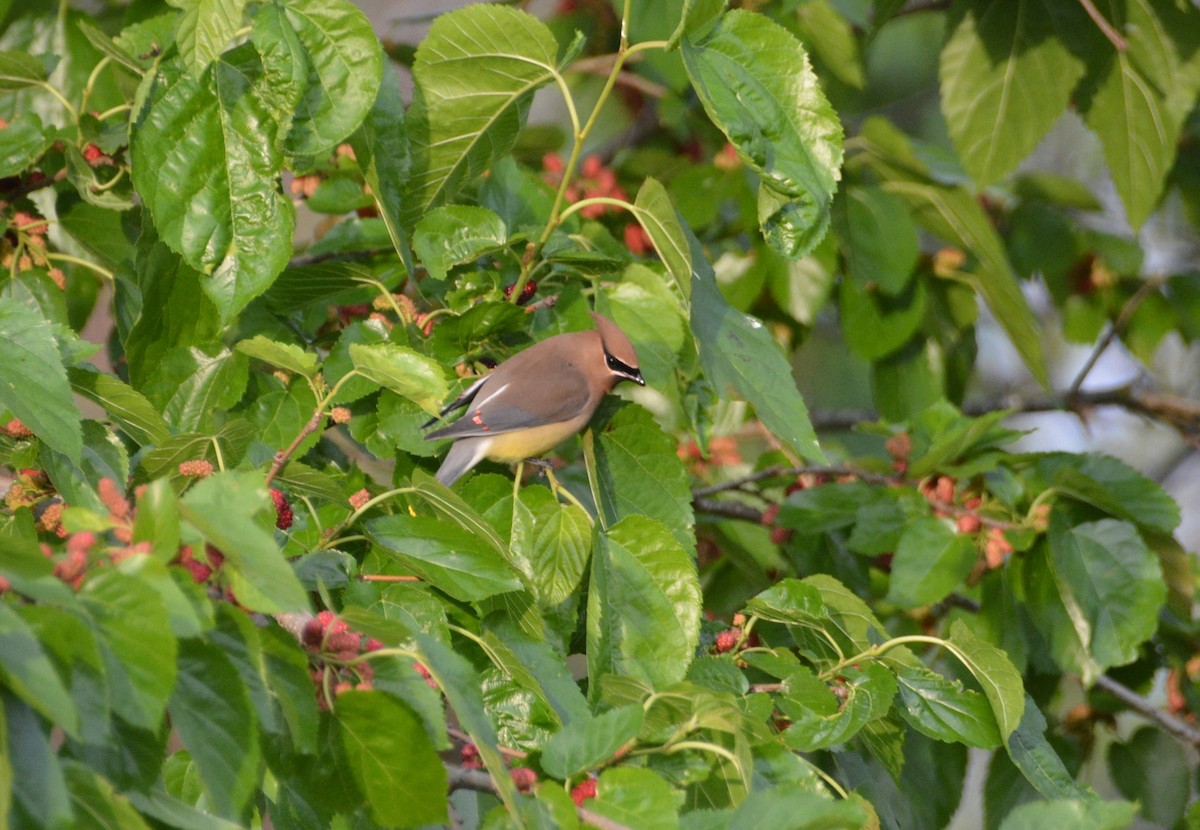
582;429;608;532
94;103;133;121
210;436;227;473
821;634;948;679
556;196;634;224
545;466;592;520
44;253;115;282
80;55;112;116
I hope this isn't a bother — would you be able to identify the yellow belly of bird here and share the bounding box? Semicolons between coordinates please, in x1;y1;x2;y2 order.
481;419;588;463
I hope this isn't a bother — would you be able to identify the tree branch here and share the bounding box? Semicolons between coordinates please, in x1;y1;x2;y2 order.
1066;277;1164;398
1093;674;1200;748
265;407;325;486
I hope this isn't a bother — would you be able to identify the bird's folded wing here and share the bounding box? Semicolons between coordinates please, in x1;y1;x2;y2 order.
425;364;591;440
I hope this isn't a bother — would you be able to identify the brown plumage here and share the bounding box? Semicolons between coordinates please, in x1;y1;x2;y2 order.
425;312;643;486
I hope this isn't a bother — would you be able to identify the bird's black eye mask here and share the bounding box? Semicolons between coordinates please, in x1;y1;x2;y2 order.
605;352;637;375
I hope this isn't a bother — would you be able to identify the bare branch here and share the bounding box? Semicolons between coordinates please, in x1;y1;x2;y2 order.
1093;674;1200;748
266;407;326;486
1066;277;1165;398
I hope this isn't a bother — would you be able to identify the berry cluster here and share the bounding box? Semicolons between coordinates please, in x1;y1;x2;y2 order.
301;610;394;710
6;477;152;592
270;488;294;530
541;152;653;257
502;279;537;305
2;210;64;289
457;740;545;795
918;474;1015;569
677;436;742;477
178;459;214;478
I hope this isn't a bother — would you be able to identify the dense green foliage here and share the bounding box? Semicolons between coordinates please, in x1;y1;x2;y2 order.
1;0;1199;828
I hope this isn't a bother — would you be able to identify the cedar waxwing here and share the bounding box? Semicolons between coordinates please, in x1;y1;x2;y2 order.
425;312;644;486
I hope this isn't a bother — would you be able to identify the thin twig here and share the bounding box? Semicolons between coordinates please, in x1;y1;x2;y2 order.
1076;0;1128;51
266;407;325;485
693;497;764;524
1066;277;1165;399
1094;674;1200;747
0;167;70;210
447;727;527;760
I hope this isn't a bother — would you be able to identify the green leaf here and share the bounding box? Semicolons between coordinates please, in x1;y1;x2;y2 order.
179;471;310;613
688;230;825;463
1034;451;1180;533
365;514;522;602
0;510;54;579
260;626;319;755
0;111;52;177
947;620;1024;740
123;229;221;395
724;787;868;830
895;664;1002;748
840;274;927;361
80;569;178;731
337;690;448;828
348;342;449;414
264;0;382;159
483;617;590;727
0;604;79;738
591;404;694;550
682;10;842;259
587;516;702;693
412;205;508;281
589;767;679;830
1107;727;1188;827
170;0;246;74
1004;693;1087;800
8;694;72;830
998;799;1137;830
68;366;170;447
76;18;144;76
631;178;692;298
794;0;866;90
939;0;1086;186
860;118;1047;387
666;0;725;50
348;48;413;269
131;46;294;322
413;630;521;812
1036;515;1165;683
135;421;255;486
65;762;154;830
169;638;260;818
523;494;591;606
404;4;559;225
780;664;896;751
1080;0;1200;229
0;298;81;461
840;185;918;295
0;50;49;88
40;420;129;514
541;705;643;780
744;579;828;626
249;379;319;457
235;335;318;379
886;517;977;608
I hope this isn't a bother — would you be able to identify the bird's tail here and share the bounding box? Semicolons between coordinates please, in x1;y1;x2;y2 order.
435;438;489;487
